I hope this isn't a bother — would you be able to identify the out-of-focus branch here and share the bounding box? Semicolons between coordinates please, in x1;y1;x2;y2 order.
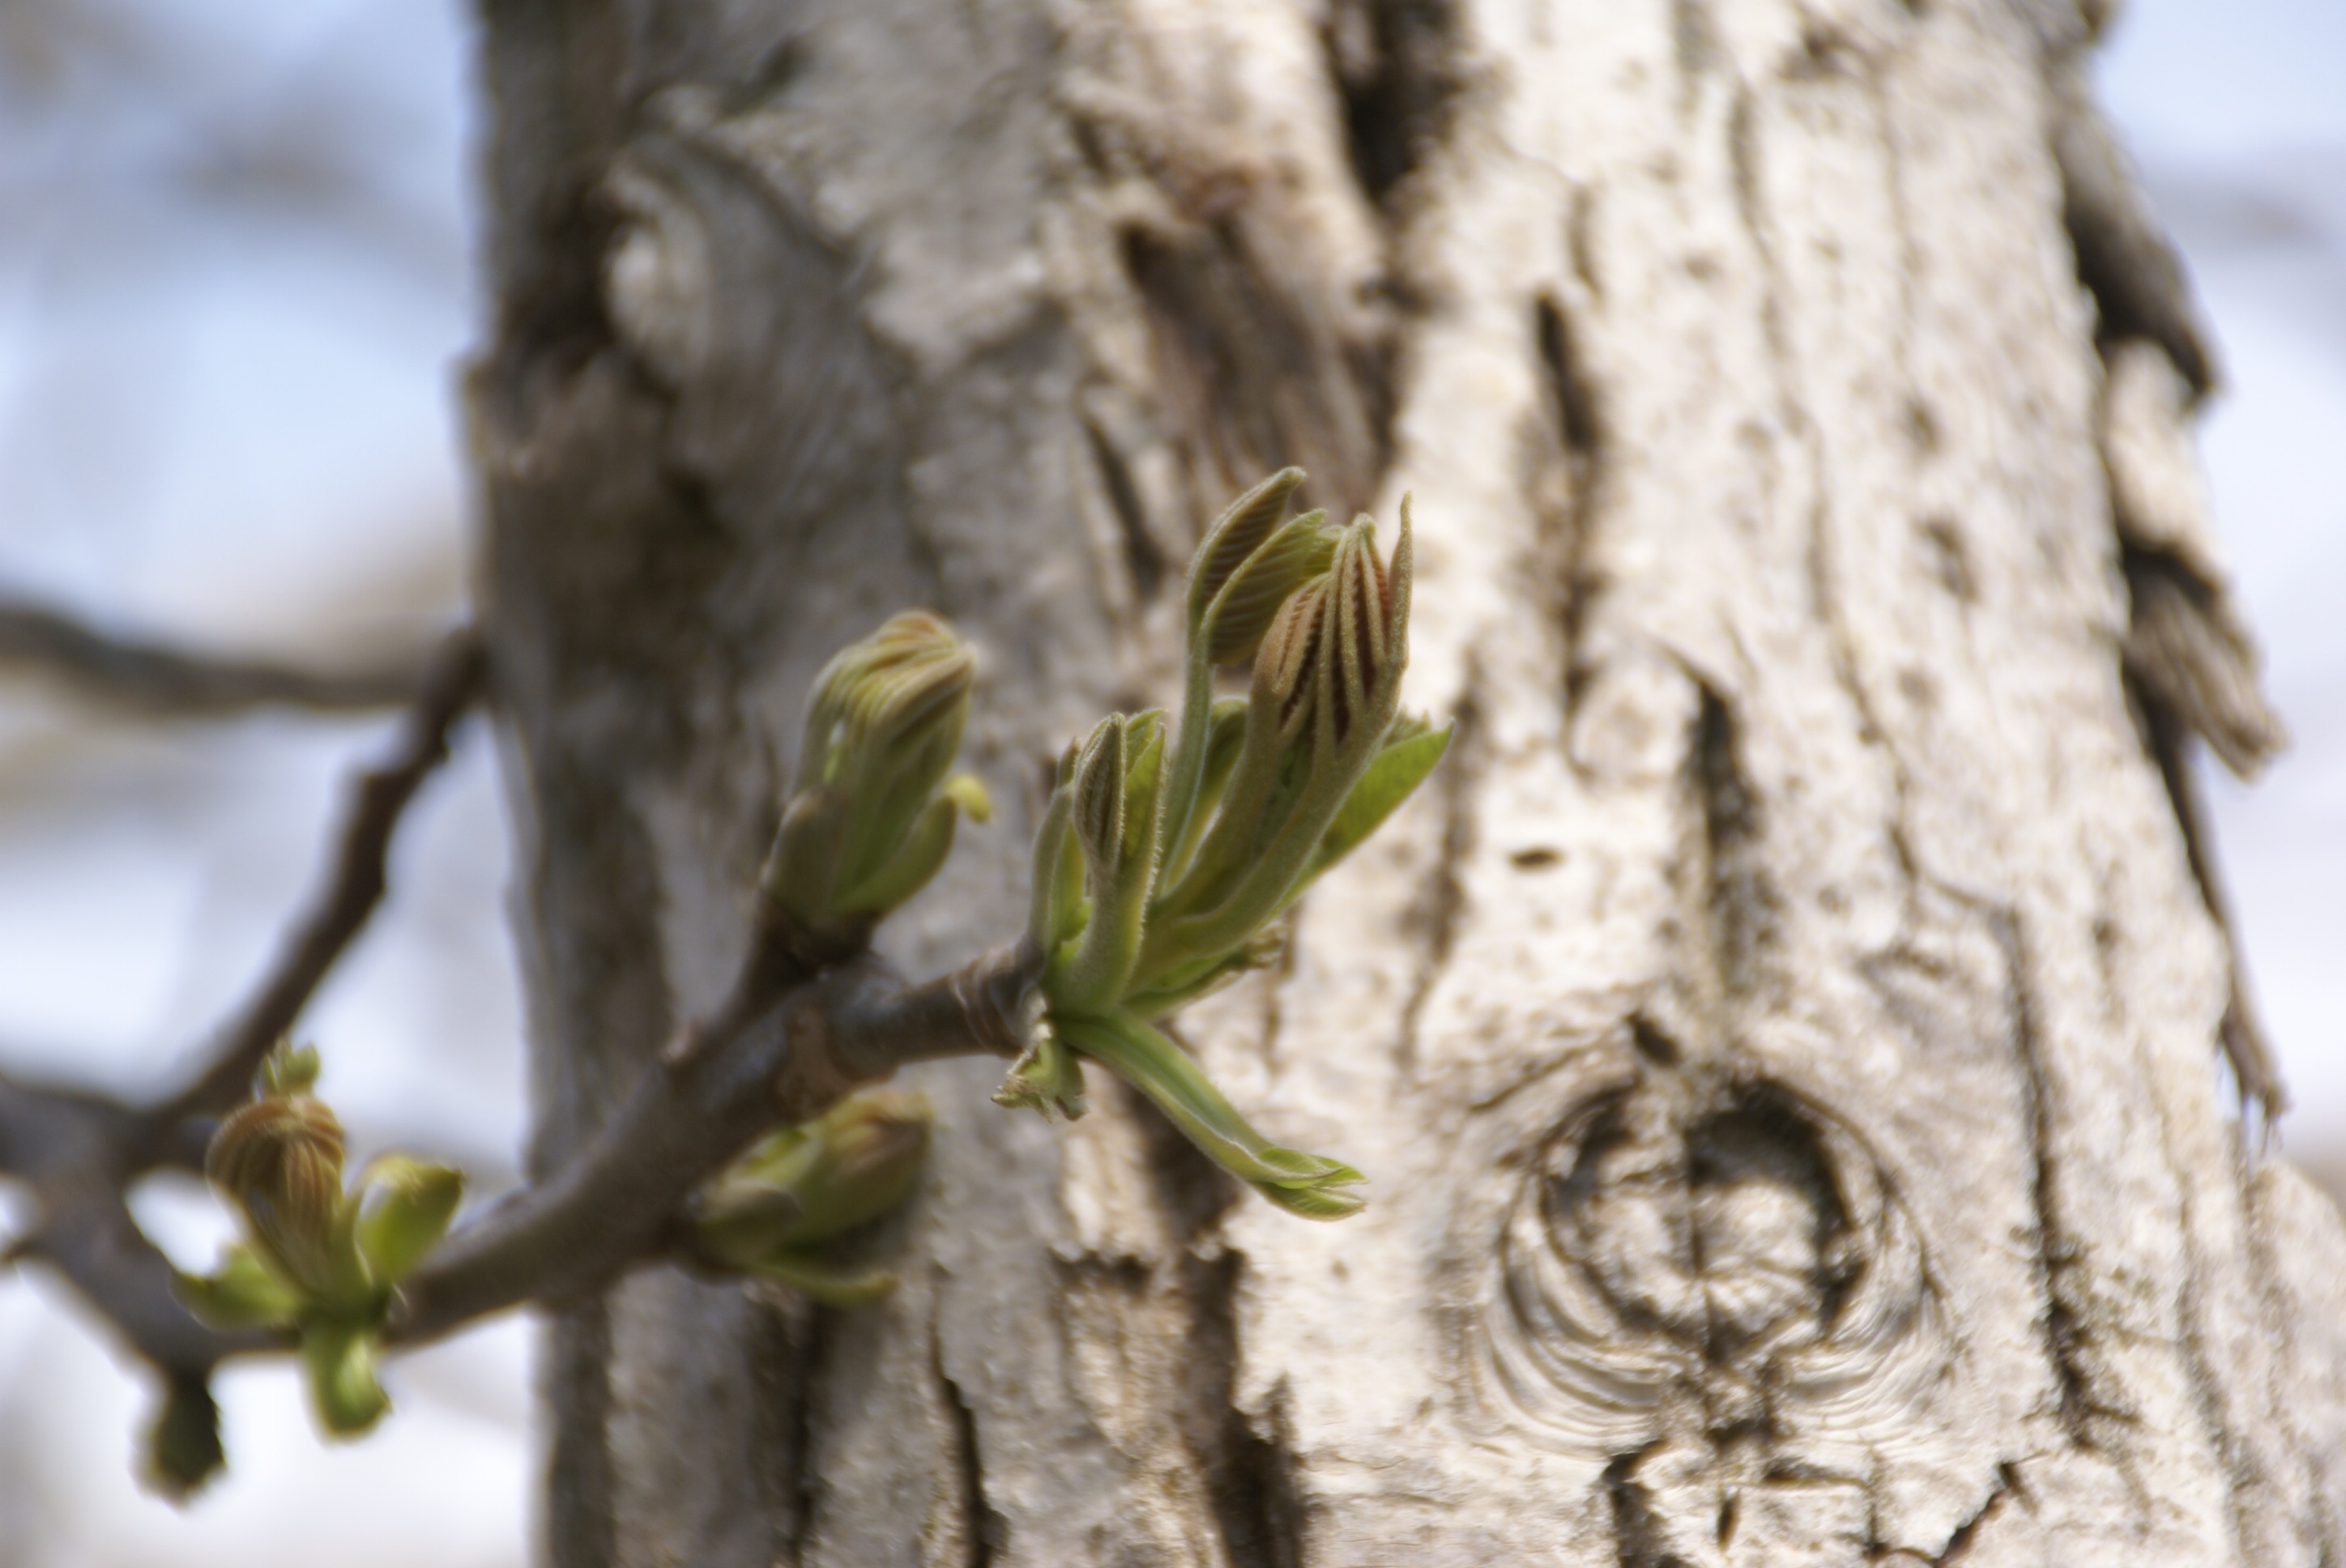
146;629;485;1129
0;1069;268;1374
0;597;440;715
0;632;480;1394
390;938;1038;1344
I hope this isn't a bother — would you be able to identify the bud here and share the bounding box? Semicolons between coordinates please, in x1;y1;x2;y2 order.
694;1090;932;1268
1069;715;1126;873
143;1372;224;1502
1200;512;1336;667
352;1155;465;1288
1187;467;1307;637
206;1089;352;1302
766;612;981;933
1254;576;1329;740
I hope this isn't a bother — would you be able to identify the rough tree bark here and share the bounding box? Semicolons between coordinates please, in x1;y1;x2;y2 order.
467;0;2346;1562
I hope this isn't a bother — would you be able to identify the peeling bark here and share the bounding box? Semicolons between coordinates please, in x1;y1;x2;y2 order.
469;0;2346;1562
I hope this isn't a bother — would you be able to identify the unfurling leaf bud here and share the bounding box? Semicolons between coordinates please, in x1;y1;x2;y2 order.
1070;715;1126;873
206;1085;350;1302
693;1090;932;1273
1013;474;1436;1227
764;612;981;941
1187;467;1307;636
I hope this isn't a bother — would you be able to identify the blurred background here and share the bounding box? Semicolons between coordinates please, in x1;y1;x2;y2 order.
0;1;2336;1562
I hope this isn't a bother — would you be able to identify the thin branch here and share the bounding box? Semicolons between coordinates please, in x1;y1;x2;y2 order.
0;1069;265;1373
146;629;486;1129
389;940;1037;1344
0;596;442;715
0;631;481;1383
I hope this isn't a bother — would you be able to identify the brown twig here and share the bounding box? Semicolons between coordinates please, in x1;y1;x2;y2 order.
390;940;1039;1344
146;628;486;1130
0;597;441;715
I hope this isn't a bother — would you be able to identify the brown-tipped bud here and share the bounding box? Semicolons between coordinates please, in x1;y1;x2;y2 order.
1253;577;1329;739
1188;469;1307;629
206;1093;348;1301
1327;518;1393;746
1071;715;1126;869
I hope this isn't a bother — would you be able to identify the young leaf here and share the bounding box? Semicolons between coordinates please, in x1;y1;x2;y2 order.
301;1319;390;1437
352;1156;465;1288
1056;1011;1364;1219
1299;719;1451;888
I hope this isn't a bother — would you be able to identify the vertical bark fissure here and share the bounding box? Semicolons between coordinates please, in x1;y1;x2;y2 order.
1395;654;1482;1074
1086;415;1168;602
1320;0;1466;215
1605;1442;1688;1568
2139;1048;2265;1563
1929;1461;2024;1566
935;1319;1008;1568
1990;903;2098;1448
1533;292;1607;714
1181;1250;1307;1568
1687;685;1775;1003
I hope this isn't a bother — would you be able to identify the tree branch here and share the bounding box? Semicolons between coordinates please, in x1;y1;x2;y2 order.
0;597;443;716
146;629;486;1129
0;633;482;1383
390;939;1038;1344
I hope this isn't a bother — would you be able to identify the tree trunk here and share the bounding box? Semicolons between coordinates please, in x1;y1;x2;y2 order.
467;0;2346;1562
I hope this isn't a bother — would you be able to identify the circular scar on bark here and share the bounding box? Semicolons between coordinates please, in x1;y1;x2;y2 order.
1478;1070;1948;1459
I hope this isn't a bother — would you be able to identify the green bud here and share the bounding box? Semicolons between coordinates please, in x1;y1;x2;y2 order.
1051;712;1163;1014
1069;715;1126;874
258;1041;320;1097
694;1089;932;1269
143;1371;225;1502
301;1319;390;1437
765;612;979;938
1187;467;1307;641
206;1089;353;1303
352;1155;465;1288
175;1243;304;1331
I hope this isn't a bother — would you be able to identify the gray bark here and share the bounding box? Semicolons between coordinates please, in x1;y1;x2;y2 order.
467;0;2346;1563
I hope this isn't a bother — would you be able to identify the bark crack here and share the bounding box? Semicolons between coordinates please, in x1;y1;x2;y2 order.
1179;1248;1306;1568
1987;902;2101;1448
935;1321;1009;1567
1927;1461;2025;1566
1396;653;1482;1074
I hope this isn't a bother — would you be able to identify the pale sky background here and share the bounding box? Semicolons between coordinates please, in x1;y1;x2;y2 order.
0;1;2338;1562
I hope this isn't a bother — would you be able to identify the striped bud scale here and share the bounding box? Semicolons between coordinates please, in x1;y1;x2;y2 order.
1187;467;1307;637
1201;512;1335;666
207;1093;348;1300
1253;577;1329;740
1071;716;1126;870
798;612;975;791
